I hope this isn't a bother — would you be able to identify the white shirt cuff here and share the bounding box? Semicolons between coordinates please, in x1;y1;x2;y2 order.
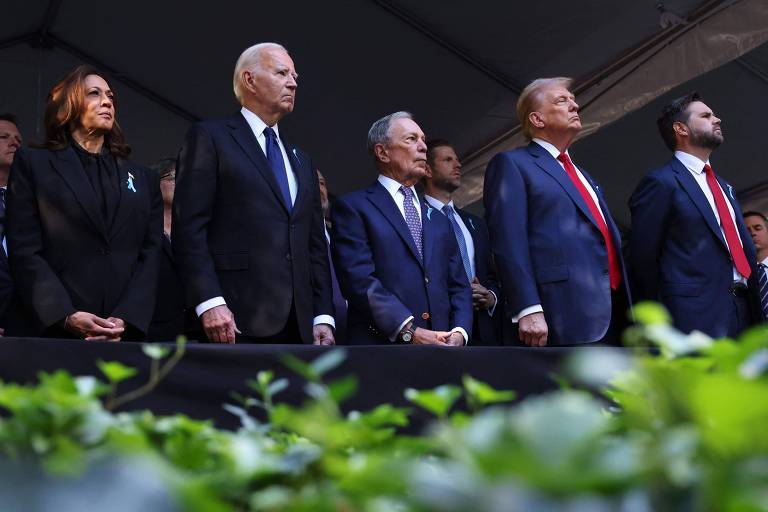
196;296;226;317
390;316;414;342
486;290;498;317
512;304;543;323
313;315;335;329
450;327;469;345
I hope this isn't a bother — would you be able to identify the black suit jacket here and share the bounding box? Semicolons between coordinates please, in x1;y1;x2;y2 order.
5;146;162;338
148;236;188;341
455;208;502;345
0;248;10;329
172;113;333;343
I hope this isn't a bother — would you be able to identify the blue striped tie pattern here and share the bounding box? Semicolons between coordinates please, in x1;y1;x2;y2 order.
399;186;422;260
759;263;768;320
442;204;473;282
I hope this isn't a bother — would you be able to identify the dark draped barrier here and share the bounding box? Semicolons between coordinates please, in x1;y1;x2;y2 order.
0;338;600;432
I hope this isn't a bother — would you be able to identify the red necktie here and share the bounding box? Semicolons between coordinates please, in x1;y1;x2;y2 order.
703;164;751;279
557;152;621;290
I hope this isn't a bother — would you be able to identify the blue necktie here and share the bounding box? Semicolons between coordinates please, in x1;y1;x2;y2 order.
759;263;768;320
399;186;422;261
442;204;473;282
263;127;292;211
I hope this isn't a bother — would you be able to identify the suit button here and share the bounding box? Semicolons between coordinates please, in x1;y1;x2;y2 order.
421;312;430;320
424;276;429;284
285;253;292;261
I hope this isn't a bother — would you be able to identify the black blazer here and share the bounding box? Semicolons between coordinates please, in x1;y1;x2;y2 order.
0;249;10;329
147;236;188;341
5;145;162;338
455;208;502;345
172;113;333;343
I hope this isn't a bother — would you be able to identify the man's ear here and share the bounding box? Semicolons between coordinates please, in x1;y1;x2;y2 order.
242;71;257;94
374;144;389;163
673;121;688;138
424;164;433;179
529;111;545;129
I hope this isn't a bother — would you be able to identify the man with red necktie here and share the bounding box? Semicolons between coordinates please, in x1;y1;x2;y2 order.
630;92;760;338
484;77;632;346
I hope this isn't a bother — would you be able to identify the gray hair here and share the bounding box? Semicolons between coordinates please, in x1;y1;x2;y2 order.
367;111;413;161
232;42;288;104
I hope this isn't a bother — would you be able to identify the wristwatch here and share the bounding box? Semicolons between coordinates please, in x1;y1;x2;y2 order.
398;322;416;344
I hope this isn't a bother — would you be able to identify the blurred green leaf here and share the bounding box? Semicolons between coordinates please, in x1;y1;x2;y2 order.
633;301;672;326
328;376;357;403
310;348;347;377
142;343;171;360
96;360;138;384
405;385;462;418
462;375;515;410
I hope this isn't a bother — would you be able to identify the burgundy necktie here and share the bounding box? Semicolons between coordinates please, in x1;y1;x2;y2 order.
557;152;621;290
703;164;751;279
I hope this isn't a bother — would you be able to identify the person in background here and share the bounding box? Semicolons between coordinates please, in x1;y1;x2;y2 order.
317;169;347;343
743;210;768;321
0;113;22;335
6;65;162;340
148;157;189;340
422;139;501;345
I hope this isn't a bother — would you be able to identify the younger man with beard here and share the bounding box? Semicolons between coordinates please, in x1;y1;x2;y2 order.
629;92;759;338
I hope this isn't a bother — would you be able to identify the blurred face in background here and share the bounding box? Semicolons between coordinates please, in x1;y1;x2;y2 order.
0;120;22;169
159;167;176;208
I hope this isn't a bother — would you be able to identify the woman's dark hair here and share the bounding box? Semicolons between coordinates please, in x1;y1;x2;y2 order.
43;64;131;158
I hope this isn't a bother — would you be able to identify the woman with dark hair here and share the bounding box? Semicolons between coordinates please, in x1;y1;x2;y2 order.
5;65;162;340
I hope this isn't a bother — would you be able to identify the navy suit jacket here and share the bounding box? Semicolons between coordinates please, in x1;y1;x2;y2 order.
173;113;333;343
483;142;631;345
629;157;759;338
331;181;473;345
455;208;502;345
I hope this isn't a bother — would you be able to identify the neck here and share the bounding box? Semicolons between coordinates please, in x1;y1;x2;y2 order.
163;207;172;236
381;170;419;188
424;184;452;205
243;102;282;128
758;248;768;263
0;166;8;188
71;128;105;154
676;144;712;163
534;131;576;153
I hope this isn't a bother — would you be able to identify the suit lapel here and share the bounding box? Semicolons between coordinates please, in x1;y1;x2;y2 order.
50;147;107;238
367;182;423;267
672;159;728;250
110;158;135;239
527;143;601;232
227;113;290;214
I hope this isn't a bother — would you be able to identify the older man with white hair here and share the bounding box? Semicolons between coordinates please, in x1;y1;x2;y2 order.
173;42;335;344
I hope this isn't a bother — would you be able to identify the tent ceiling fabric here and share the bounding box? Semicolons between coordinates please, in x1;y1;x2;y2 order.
1;0;762;212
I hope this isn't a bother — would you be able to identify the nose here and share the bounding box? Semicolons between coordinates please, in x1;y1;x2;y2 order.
287;74;297;89
417;138;427;153
570;98;579;111
101;92;113;107
9;137;20;149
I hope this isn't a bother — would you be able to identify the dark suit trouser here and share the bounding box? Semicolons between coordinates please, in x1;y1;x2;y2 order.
235;302;303;344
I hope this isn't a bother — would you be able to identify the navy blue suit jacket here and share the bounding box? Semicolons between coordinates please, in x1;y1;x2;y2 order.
483;142;631;345
173;113;333;343
629;157;759;338
331;181;473;345
455;208;502;345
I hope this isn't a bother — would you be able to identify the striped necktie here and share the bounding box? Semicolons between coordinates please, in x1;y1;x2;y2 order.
759;263;768;320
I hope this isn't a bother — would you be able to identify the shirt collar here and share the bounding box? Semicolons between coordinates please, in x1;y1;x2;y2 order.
533;138;570;160
241;106;281;139
761;256;768;267
424;194;454;212
377;174;418;199
674;150;710;175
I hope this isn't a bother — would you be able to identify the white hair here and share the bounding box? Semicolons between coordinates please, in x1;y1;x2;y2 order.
367;111;413;161
232;42;288;104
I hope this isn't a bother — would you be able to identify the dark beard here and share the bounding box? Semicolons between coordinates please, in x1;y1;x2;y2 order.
689;127;723;150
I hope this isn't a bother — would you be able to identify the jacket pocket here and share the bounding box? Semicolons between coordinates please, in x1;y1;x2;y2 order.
660;282;701;297
535;264;569;284
212;252;249;270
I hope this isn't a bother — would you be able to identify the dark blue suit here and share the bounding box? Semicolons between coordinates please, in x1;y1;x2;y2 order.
331;181;472;345
484;142;631;345
629;157;759;338
454;208;502;345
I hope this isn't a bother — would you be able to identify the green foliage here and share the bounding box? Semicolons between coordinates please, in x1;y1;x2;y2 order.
0;309;767;511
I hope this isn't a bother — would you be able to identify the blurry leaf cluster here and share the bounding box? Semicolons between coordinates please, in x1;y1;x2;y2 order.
0;305;766;511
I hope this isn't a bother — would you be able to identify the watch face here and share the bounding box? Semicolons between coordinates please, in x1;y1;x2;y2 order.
402;331;413;343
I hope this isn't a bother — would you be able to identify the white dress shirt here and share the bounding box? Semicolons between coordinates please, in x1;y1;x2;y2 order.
513;139;608;322
196;108;333;330
424;194;497;318
674;150;745;284
377;175;468;344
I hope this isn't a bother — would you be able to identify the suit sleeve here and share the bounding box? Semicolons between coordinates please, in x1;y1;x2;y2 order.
111;168;163;335
628;173;672;302
306;157;334;319
483;152;541;317
474;215;501;306
330;197;412;336
6;149;75;327
172;123;223;307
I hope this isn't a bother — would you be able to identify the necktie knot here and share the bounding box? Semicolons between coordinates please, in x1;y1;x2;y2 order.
399;186;414;200
263;126;276;142
703;163;714;176
557;152;570;165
